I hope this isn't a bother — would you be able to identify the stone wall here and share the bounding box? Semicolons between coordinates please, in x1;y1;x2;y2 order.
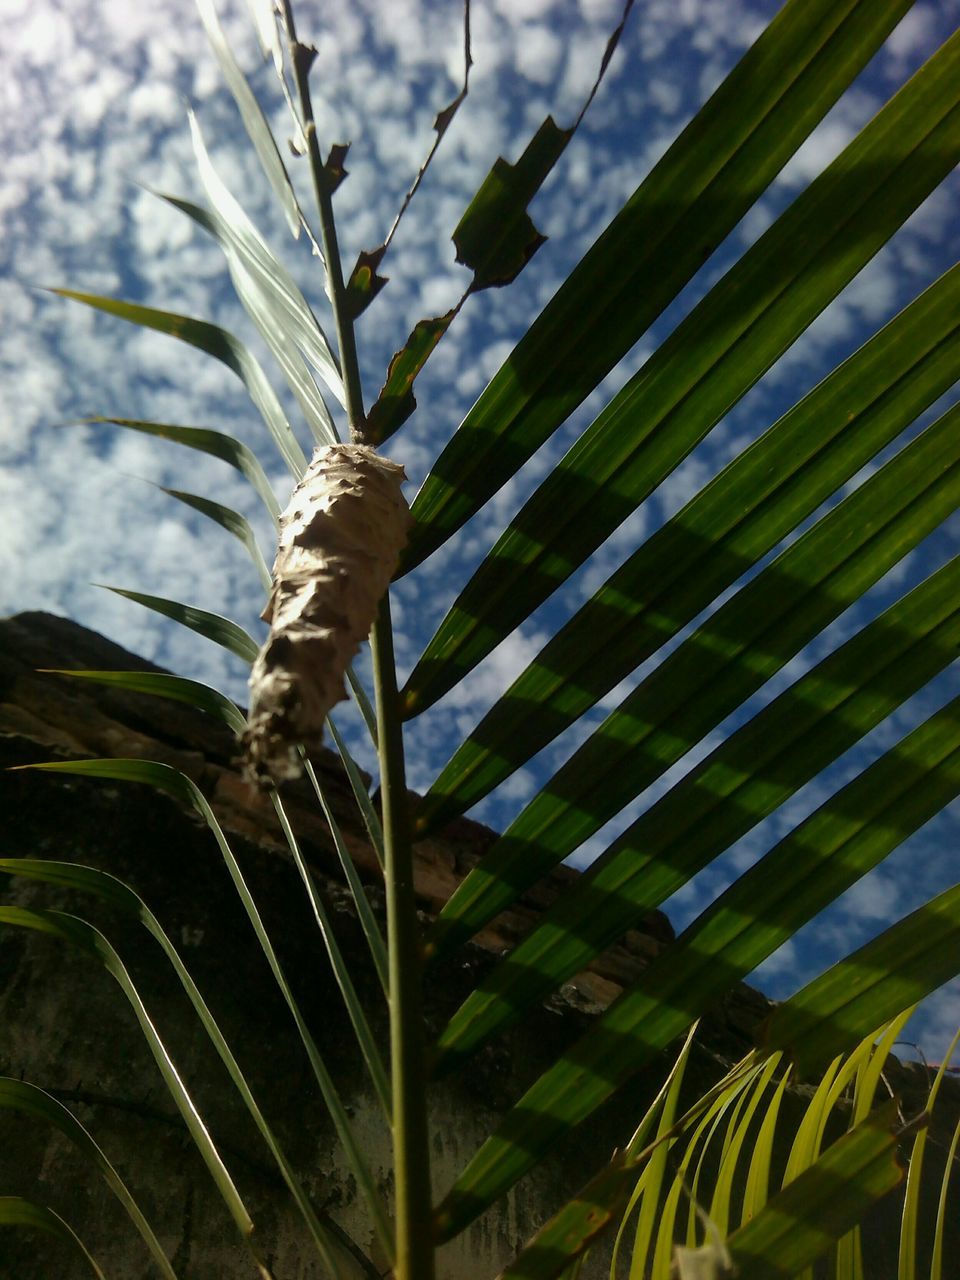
0;613;956;1278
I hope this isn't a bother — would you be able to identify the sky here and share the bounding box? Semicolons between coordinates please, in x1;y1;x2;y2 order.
1;0;959;1056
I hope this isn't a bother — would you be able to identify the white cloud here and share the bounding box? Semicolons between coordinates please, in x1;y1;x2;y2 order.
837;872;900;923
886;6;940;60
515;24;565;86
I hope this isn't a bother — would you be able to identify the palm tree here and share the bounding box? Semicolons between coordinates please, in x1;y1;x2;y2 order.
3;0;959;1276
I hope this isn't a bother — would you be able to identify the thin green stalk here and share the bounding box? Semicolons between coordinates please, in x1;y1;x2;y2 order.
281;0;366;440
372;594;435;1280
281;5;434;1270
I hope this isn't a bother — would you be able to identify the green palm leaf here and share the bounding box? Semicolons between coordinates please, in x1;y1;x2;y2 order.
195;0;305;241
147;111;340;447
0;859;355;1277
40;668;248;734
725;1102;907;1280
413;261;960;830
0;1198;107;1279
0;1078;176;1279
0;905;270;1275
33;669;390;1104
98;586;260;663
435;708;956;1227
401;0;915;572
429;416;960;962
25;1;960;1274
83;417;281;522
157;188;335;447
404;25;960;710
54;290;307;476
762;881;960;1075
432;564;960;1233
184;106;341;402
15;758;392;1258
160;487;273;591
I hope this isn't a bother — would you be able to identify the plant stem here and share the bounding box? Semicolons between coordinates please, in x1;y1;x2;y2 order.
281;6;435;1272
371;594;435;1280
281;0;366;440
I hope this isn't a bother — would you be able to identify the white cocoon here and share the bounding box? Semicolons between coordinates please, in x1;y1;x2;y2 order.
244;443;410;783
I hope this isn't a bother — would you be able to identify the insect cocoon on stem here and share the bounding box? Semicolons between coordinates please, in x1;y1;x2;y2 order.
244;442;410;785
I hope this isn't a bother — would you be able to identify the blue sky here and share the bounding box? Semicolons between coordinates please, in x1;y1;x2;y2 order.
1;0;959;1054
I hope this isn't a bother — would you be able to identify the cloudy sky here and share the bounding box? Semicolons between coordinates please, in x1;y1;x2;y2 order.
1;0;959;1055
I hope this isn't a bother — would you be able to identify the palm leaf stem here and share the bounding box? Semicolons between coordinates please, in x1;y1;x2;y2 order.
280;0;364;439
371;595;435;1280
280;4;432;1272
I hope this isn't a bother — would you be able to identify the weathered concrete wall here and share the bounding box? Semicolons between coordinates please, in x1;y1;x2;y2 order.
1;613;956;1279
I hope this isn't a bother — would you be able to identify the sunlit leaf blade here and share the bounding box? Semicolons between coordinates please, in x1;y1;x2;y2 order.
432;565;960;1231
428;413;960;962
799;1029;898;1280
434;690;960;1079
40;668;247;735
241;0;282;73
0;1078;176;1278
762;881;960;1077
181;104;337;388
413;260;960;826
184;107;342;404
0;860;351;1278
614;1025;704;1277
344;668;379;747
53;290;306;476
82;417;280;522
931;1098;960;1280
156;183;338;446
0;1198;107;1278
781;1051;855;1189
0;905;262;1259
895;1027;959;1280
16;758;393;1258
195;0;303;239
648;1067;759;1275
405;27;960;706
161;487;273;591
740;1065;792;1227
99;585;259;664
709;1056;783;1241
725;1103;907;1280
365;310;458;445
401;0;916;572
625;1026;701;1279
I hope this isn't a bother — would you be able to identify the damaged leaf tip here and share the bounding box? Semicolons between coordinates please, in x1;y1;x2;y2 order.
244;443;410;785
